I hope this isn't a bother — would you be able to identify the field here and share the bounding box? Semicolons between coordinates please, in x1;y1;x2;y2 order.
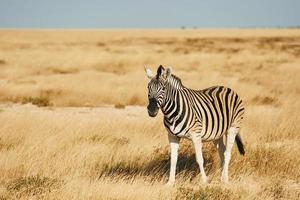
0;29;299;199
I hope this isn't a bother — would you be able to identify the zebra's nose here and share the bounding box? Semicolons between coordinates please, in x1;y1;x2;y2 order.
147;98;159;117
147;103;156;111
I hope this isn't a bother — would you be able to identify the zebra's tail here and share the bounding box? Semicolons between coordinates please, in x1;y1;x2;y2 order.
235;134;245;155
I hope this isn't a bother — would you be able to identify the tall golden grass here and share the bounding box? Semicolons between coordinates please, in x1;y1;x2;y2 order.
0;29;299;199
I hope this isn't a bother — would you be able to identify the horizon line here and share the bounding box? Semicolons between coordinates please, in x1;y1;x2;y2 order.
0;26;300;30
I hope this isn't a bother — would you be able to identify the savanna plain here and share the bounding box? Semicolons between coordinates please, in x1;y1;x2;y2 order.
0;29;299;199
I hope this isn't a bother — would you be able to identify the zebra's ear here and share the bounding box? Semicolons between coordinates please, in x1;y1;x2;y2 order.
157;65;165;77
166;67;172;79
144;66;154;79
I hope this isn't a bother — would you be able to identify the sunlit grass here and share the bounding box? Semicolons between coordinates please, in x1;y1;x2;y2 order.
0;29;299;199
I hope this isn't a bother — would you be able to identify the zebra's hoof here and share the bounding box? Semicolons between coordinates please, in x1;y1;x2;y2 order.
221;176;229;184
165;181;175;187
202;176;208;184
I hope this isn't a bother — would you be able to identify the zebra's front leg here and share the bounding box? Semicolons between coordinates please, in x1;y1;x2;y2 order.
166;134;180;186
191;134;208;183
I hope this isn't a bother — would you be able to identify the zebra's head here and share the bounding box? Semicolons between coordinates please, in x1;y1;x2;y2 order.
145;65;172;117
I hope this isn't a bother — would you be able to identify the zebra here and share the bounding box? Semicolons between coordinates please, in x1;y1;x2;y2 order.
145;65;245;185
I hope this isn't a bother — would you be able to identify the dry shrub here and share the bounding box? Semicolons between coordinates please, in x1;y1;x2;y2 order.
96;42;106;47
280;42;300;56
146;38;175;45
251;96;277;106
0;59;6;65
175;186;240;200
0;137;19;151
173;47;190;54
115;103;126;109
6;175;61;198
21;96;51;107
156;49;164;53
47;67;79;74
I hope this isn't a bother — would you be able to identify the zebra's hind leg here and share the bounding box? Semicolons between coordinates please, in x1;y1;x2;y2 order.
191;134;208;183
222;127;239;183
213;136;226;170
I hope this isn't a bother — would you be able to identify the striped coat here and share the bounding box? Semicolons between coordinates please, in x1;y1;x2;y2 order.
145;65;245;184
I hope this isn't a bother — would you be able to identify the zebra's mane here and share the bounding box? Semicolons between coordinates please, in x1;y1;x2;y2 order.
168;74;184;88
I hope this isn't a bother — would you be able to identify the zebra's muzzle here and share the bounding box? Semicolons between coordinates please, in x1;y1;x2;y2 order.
147;98;159;117
148;109;158;117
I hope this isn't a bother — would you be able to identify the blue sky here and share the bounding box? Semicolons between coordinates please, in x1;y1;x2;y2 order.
0;0;299;28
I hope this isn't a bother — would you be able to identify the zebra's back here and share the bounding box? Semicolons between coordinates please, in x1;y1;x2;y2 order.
189;86;244;141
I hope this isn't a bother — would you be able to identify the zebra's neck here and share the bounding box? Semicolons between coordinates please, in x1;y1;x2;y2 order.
161;75;184;116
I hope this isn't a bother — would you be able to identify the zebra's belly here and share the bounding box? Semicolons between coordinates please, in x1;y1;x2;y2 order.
164;116;229;140
164;118;201;138
200;123;229;141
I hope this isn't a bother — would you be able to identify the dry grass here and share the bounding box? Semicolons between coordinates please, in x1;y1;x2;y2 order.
0;29;299;199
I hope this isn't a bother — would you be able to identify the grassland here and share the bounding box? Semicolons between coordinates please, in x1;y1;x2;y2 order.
0;29;299;199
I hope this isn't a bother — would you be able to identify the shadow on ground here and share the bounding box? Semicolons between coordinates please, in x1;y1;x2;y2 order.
95;142;218;181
